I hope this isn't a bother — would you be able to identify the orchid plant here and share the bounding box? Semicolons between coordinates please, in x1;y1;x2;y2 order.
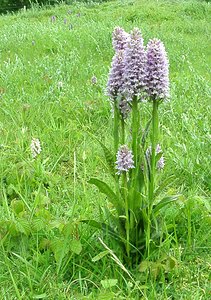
86;27;177;264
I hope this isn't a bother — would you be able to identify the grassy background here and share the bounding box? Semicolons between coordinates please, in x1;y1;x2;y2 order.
0;0;210;299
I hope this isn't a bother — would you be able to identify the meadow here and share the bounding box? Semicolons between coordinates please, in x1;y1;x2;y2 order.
0;0;210;299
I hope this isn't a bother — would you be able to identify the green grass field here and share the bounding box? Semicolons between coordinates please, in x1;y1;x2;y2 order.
0;0;210;299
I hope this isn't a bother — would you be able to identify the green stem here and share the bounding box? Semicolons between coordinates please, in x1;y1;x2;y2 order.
123;172;130;258
131;97;139;166
149;100;159;205
121;117;125;145
147;100;159;256
114;103;119;155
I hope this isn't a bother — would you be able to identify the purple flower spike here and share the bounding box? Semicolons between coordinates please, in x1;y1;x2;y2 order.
116;145;135;174
122;28;147;102
112;27;129;51
107;50;124;99
146;38;169;101
106;50;130;118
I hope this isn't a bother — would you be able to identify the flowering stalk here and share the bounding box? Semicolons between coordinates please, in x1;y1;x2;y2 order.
145;38;169;255
123;172;130;258
113;103;120;154
149;101;159;204
116;145;135;258
131;96;139;167
146;100;158;255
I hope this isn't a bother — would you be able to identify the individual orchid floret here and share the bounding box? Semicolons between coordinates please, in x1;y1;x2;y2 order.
146;38;169;101
116;145;135;174
146;144;165;170
122;27;147;102
31;138;42;159
112;27;129;51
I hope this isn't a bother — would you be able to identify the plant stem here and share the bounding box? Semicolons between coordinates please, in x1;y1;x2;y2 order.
131;96;139;166
121;117;125;145
147;100;159;256
149;100;159;205
123;172;130;258
113;103;119;155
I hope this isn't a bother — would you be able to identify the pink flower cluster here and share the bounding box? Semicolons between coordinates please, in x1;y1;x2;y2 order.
115;145;135;174
107;27;169;117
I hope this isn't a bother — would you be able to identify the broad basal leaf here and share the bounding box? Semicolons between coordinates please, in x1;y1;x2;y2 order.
81;220;124;245
153;195;180;215
69;239;82;255
88;178;122;211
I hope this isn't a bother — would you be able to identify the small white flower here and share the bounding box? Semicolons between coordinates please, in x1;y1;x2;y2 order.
21;127;28;134
58;81;63;89
31;138;41;159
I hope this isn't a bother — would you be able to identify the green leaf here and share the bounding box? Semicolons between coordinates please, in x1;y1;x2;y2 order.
92;250;109;262
32;218;46;231
154;175;176;197
153;195;180;215
81;220;124;245
151;262;163;278
141;117;152;146
16;218;31;235
139;260;152;272
86;133;115;177
69;239;82;255
97;291;116;299
11;199;25;215
128;188;142;212
51;238;70;263
101;279;118;289
88;178;122;211
98;141;115;177
32;294;47;299
164;256;178;272
155;152;163;163
102;206;125;236
39;238;51;250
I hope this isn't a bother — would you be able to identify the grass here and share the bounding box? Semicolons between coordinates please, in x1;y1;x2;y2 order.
0;0;210;299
